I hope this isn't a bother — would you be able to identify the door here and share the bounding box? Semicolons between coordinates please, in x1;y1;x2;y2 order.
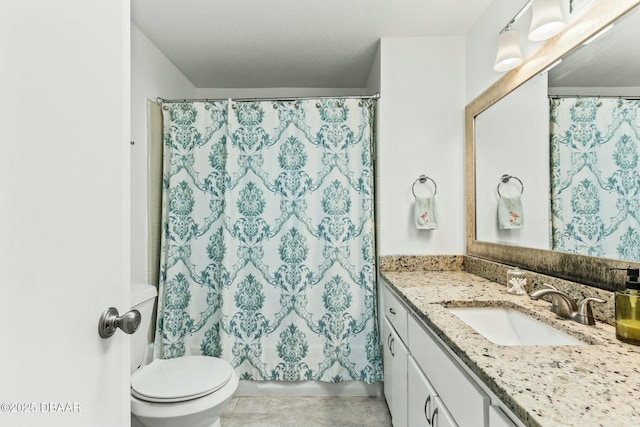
0;1;130;427
489;406;518;427
408;356;458;427
383;317;408;427
408;356;435;427
383;318;395;418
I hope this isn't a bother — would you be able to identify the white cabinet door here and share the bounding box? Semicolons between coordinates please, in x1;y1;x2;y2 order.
0;2;130;426
433;397;458;427
383;317;395;418
408;356;436;427
383;317;408;427
489;406;518;427
408;356;457;427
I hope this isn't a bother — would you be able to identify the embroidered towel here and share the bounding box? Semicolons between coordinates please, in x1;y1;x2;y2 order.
415;197;439;230
498;196;524;229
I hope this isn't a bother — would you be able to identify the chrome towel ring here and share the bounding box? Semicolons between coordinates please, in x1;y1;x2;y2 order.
412;175;437;198
497;174;524;197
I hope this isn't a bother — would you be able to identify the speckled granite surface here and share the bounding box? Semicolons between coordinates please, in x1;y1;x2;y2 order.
380;270;640;427
378;255;463;272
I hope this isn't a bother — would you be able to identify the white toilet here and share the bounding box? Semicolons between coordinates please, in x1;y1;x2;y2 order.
130;283;239;427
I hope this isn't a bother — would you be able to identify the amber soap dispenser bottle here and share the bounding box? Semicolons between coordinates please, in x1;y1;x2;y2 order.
615;268;640;345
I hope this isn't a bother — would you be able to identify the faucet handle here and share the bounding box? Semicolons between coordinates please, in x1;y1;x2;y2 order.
536;283;560;313
576;297;606;326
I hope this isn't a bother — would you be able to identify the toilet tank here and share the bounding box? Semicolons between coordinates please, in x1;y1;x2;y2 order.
131;283;158;374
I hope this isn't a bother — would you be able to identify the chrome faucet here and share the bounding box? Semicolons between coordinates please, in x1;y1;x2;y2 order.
529;284;605;325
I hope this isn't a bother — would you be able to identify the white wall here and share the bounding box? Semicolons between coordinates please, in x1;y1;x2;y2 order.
377;37;466;256
366;42;381;95
130;24;196;284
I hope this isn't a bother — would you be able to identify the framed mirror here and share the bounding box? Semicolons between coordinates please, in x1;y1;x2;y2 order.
466;0;640;290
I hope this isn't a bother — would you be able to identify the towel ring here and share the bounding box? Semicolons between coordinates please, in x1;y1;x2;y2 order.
497;174;524;197
412;175;437;198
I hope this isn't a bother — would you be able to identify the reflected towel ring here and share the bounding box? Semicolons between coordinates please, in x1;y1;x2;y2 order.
412;175;437;198
497;174;524;197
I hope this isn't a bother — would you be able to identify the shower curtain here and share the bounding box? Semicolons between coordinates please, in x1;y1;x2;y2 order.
154;98;382;384
550;97;640;261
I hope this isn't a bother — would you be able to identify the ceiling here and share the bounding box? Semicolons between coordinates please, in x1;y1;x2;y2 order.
131;0;492;89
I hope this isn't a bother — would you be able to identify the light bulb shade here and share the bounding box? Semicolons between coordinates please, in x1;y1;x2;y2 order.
528;0;565;41
494;30;523;72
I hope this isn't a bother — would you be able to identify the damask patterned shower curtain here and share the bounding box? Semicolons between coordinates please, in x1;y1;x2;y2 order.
154;98;382;384
550;97;640;261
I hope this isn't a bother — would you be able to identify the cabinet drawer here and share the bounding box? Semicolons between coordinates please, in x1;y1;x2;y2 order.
408;315;488;427
383;283;408;342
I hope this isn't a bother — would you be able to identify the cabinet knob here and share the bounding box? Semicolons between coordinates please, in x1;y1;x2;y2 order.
389;307;396;315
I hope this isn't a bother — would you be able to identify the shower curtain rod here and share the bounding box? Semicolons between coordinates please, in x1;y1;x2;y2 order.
548;95;640;100
156;93;380;105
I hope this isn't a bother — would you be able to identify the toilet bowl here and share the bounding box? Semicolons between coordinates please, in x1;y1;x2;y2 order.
130;283;238;427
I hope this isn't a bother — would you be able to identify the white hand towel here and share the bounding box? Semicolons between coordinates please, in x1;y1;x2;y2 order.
415;197;438;230
498;196;524;229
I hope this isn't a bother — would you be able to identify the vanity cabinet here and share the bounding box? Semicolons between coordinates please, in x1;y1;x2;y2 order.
381;280;520;427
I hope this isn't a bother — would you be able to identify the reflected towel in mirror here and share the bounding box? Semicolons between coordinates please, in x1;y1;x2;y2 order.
498;196;524;229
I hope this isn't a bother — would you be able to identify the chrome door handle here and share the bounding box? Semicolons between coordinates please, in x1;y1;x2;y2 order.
98;307;141;338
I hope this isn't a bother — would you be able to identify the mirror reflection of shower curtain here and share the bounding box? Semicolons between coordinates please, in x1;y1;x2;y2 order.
154;98;382;383
550;97;640;261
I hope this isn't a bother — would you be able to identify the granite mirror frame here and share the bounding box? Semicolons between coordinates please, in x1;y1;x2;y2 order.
465;0;640;291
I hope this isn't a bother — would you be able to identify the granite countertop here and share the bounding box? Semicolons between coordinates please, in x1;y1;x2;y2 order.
381;270;640;427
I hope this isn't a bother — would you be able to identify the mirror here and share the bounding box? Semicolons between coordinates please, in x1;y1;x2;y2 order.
466;0;640;290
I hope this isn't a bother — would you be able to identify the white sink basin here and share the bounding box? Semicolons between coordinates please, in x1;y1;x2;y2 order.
447;306;585;346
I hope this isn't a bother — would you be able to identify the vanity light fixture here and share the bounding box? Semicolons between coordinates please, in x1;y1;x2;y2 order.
529;0;566;41
494;29;524;72
494;0;566;72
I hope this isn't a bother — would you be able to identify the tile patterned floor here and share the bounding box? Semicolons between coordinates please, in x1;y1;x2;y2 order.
221;396;392;427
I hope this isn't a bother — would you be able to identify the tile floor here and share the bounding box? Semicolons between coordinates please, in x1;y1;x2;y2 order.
220;396;392;427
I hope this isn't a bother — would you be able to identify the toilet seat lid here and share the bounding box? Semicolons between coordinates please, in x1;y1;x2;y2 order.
131;356;234;403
